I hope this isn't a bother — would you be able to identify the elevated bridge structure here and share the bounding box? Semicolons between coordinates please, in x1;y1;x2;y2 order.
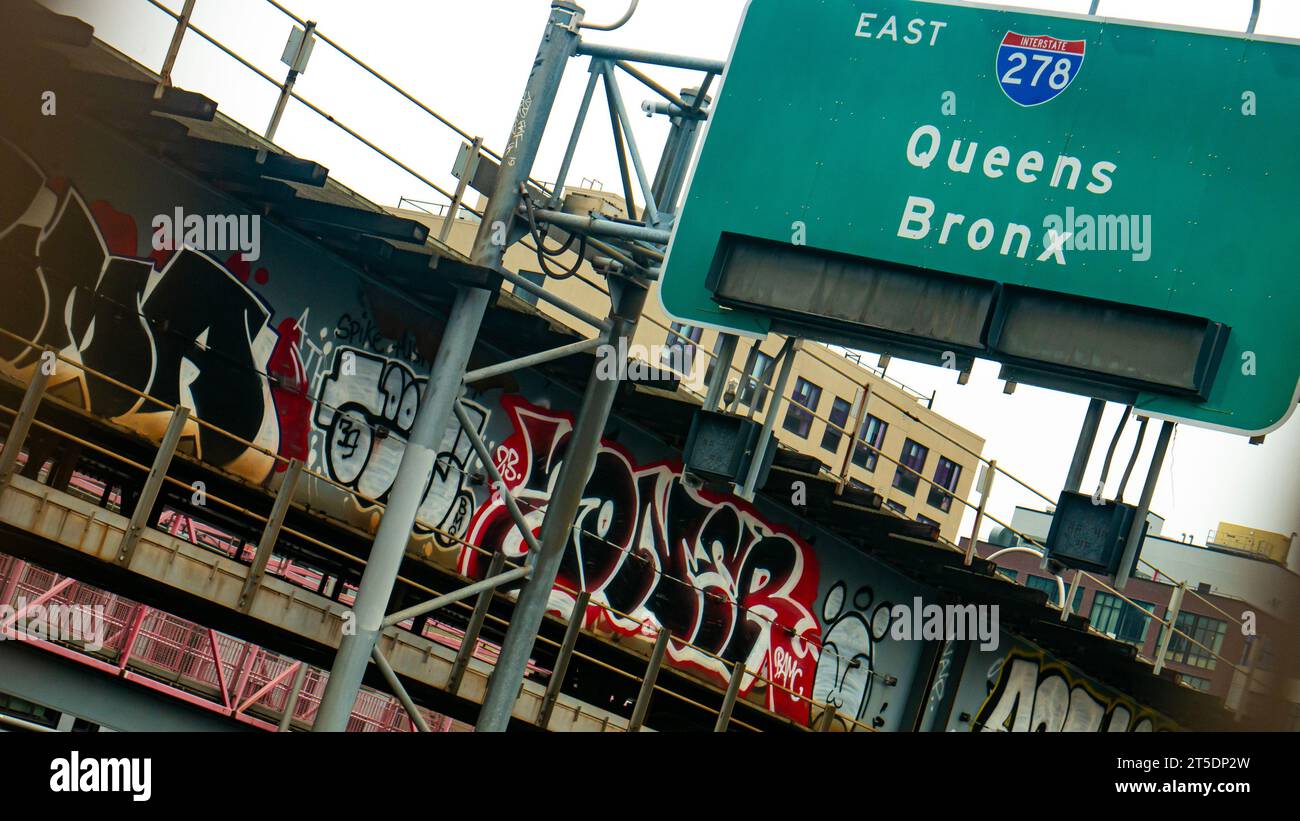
0;0;1244;733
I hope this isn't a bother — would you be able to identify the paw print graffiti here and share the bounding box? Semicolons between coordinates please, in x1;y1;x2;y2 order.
812;581;892;728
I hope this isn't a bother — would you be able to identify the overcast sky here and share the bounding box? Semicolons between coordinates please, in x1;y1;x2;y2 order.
51;0;1300;547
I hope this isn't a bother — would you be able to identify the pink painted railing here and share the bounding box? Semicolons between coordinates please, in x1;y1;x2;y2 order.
0;553;456;732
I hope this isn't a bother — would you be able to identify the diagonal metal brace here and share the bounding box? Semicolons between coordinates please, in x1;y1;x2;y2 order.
464;336;605;385
371;645;431;732
453;400;544;559
382;565;532;629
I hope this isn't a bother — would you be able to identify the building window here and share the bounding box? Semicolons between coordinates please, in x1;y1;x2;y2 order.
926;456;962;512
997;568;1019;582
1089;592;1157;646
884;499;907;515
892;439;930;496
851;415;888;471
738;347;775;411
662;322;702;371
1025;575;1084;611
783;378;822;438
1177;673;1212;692
916;513;940;527
512;270;547;307
821;397;853;453
1163;612;1227;670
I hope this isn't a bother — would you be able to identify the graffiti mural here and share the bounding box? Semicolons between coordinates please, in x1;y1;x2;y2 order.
0;141;488;552
460;397;822;723
975;649;1175;732
310;345;486;548
811;581;893;729
0;141;299;481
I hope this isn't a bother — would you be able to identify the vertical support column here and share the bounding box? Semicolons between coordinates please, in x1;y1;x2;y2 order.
964;459;996;565
476;276;648;732
239;459;304;612
702;334;738;412
117;406;190;565
1153;582;1185;675
314;0;585;732
447;551;506;695
714;660;747;732
0;358;51;493
739;338;798;500
1064;398;1105;494
537;590;590;729
627;627;671;732
1114;420;1173;591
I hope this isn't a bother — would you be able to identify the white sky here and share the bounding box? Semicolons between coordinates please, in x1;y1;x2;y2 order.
50;0;1300;546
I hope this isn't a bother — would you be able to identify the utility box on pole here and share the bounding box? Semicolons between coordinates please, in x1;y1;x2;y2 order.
1045;491;1147;578
682;410;774;489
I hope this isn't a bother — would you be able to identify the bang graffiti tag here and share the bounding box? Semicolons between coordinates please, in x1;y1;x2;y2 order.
996;32;1085;107
460;397;822;724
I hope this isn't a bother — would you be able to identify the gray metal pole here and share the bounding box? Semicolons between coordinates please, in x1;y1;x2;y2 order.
475;277;648;731
1153;582;1185;675
0;354;52;492
1064;397;1104;494
239;458;304;612
739;338;798;500
1114;420;1173;592
714;660;746;732
313;1;585;731
446;550;506;695
117;406;190;565
537;589;591;729
265;20;315;142
702;334;738;411
277;661;309;732
628;626;671;732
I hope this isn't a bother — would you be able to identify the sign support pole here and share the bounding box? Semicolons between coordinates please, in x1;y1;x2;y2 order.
476;78;706;732
1113;420;1173;592
313;1;585;732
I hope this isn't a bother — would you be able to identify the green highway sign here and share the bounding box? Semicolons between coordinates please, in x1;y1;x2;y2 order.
660;0;1300;435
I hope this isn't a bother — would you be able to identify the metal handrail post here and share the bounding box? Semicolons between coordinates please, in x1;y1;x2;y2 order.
628;627;671;731
117;406;191;565
0;355;52;493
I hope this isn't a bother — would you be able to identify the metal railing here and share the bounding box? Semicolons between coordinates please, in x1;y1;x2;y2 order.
0;552;446;731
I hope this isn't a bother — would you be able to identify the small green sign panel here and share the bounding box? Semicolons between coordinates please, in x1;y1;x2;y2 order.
661;0;1300;435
